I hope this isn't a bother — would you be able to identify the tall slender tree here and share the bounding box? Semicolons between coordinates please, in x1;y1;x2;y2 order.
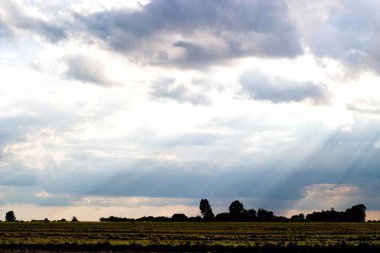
199;199;214;220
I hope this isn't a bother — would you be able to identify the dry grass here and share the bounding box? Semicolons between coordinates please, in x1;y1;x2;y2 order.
0;221;379;252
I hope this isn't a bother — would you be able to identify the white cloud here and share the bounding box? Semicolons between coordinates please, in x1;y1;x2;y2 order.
374;139;380;149
289;0;380;75
150;77;211;105
34;191;50;198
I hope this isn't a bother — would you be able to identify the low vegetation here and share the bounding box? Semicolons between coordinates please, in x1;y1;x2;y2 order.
1;222;380;252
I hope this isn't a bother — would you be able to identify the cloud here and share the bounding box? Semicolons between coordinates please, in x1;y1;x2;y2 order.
374;139;380;149
1;2;68;43
15;17;67;43
0;186;72;207
240;70;329;103
2;124;380;213
72;195;197;208
348;98;380;115
76;0;303;68
163;132;218;147
0;99;88;150
151;77;211;105
0;19;12;38
293;0;380;74
0;167;37;187
3;1;380;222
64;55;117;87
292;183;361;211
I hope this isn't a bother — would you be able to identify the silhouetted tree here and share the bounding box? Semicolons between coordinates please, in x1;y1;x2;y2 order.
136;216;171;222
100;216;133;222
172;213;188;221
290;213;305;222
187;216;203;221
71;216;78;222
246;209;257;221
137;216;155;222
247;209;257;217
44;218;50;223
229;200;244;216
5;211;16;222
257;208;274;221
214;212;233;221
306;205;366;222
345;204;366;222
306;209;343;222
199;199;214;220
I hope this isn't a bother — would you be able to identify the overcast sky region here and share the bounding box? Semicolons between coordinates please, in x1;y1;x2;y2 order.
2;0;380;221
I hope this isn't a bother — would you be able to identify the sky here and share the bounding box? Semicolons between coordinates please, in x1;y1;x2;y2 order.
1;0;380;221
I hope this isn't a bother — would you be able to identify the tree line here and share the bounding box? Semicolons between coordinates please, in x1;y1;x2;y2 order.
305;204;367;222
3;200;367;222
198;199;366;222
2;211;79;223
99;200;367;222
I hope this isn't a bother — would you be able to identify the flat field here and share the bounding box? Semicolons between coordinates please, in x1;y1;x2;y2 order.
0;221;380;252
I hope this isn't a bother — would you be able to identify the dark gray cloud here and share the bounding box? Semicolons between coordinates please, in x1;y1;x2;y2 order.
240;70;329;103
76;0;302;68
151;78;211;105
64;55;116;87
171;41;219;67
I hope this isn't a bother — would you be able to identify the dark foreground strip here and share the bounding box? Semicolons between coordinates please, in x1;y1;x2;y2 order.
1;242;380;252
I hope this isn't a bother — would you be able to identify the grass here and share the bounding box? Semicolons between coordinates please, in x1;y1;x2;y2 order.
0;221;379;252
